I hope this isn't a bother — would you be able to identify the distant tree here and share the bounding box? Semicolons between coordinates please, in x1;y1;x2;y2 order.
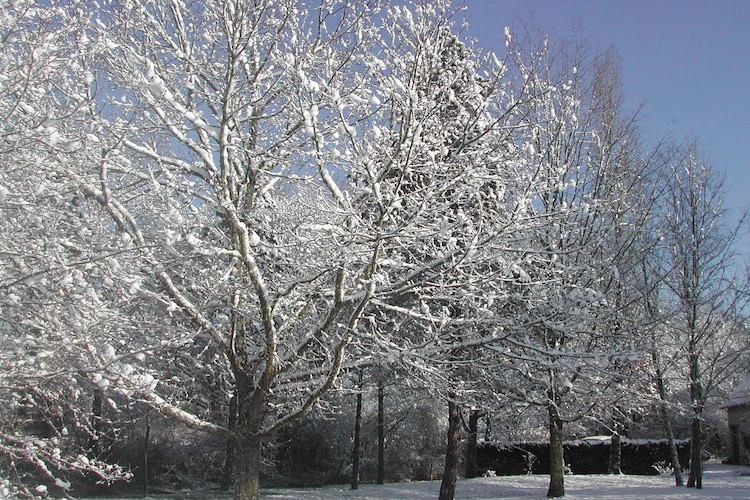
477;27;666;497
326;6;523;499
350;370;363;490
583;46;667;477
464;406;487;478
633;234;687;485
659;144;749;488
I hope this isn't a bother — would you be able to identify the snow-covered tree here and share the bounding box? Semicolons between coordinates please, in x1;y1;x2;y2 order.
578;46;669;476
659;144;749;489
5;3;747;498
0;2;136;495
475;28;666;498
0;1;532;498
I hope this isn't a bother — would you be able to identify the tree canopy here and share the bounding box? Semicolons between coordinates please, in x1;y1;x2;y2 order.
1;1;748;499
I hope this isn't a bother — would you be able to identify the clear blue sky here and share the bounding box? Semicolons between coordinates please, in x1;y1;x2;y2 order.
460;0;750;259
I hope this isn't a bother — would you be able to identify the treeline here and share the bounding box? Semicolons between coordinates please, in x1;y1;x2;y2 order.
1;1;748;499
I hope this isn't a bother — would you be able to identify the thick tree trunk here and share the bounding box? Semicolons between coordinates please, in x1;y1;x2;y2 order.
234;432;263;500
351;391;362;490
234;380;266;500
547;403;565;498
439;395;461;500
377;380;385;484
465;408;481;478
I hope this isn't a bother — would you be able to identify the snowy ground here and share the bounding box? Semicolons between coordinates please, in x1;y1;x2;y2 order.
260;461;750;499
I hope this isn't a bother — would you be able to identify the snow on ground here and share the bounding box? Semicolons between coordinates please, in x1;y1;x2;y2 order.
261;461;750;499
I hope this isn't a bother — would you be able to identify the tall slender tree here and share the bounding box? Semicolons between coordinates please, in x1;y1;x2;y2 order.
660;144;749;489
478;27;666;497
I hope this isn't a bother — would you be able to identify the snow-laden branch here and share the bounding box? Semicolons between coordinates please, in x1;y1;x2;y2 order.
139;390;231;437
157;271;228;352
123;139;213;181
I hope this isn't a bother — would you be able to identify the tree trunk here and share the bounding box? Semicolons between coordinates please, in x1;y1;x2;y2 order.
221;393;238;491
234;432;263;500
143;411;150;498
608;431;622;475
377;380;385;484
234;381;266;500
351;391;362;490
608;411;623;475
439;395;461;500
89;391;103;455
686;352;703;489
665;420;684;484
652;348;684;485
547;402;565;498
465;408;481;478
687;415;703;488
660;401;685;485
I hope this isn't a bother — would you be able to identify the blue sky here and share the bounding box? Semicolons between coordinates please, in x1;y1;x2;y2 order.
460;0;750;258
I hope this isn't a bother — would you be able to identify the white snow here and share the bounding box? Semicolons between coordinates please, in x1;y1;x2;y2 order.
724;373;750;408
76;463;750;500
54;478;71;490
256;461;749;499
248;229;261;246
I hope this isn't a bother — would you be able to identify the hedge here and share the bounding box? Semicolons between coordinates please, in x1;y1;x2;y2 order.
476;438;690;475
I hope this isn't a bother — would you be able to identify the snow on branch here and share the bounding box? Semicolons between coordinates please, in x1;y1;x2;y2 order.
139;391;231;437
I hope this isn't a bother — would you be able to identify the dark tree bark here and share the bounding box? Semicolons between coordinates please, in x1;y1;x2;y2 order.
687;414;703;488
687;351;704;489
235;432;263;500
89;391;103;455
465;408;483;478
608;410;624;475
234;377;267;500
608;431;622;475
221;393;238;491
377;380;385;485
143;411;150;498
439;394;461;500
351;391;362;490
547;402;565;498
